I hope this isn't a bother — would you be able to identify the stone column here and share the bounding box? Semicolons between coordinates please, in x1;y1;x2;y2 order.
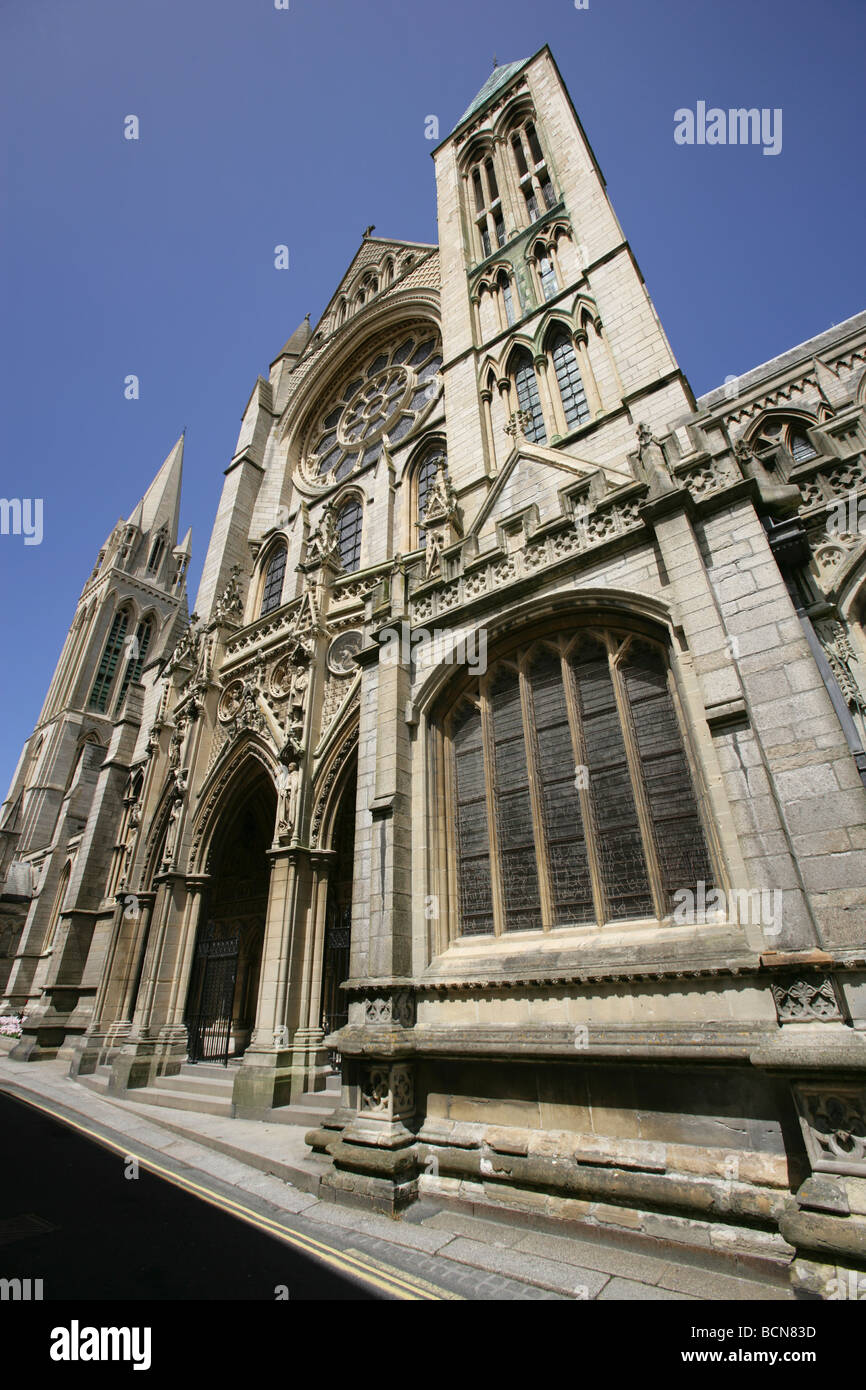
231;845;310;1114
154;874;209;1066
288;850;334;1099
312;619;419;1210
480;386;497;477
67;891;155;1075
573;330;603;419
109;873;188;1090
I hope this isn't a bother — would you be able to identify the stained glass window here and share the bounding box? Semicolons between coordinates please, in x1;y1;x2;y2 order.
512;350;546;444
89;610;129;711
260;545;287;616
306;333;441;484
538;253;558;300
500;273;516;326
114;617;154;712
446;631;714;937
550;329;590;429
336;498;363;573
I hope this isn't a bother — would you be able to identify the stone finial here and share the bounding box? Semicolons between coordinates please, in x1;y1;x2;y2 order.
505;408;533;441
211;564;245;628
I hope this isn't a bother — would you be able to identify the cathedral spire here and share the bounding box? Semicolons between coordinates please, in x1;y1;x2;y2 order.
127;435;184;544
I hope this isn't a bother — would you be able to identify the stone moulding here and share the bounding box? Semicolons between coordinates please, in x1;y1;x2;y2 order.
330;1022;775;1063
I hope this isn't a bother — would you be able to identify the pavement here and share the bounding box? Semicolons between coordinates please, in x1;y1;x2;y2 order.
0;1055;796;1302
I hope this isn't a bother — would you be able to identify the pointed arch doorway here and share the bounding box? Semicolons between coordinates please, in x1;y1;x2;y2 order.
186;766;276;1064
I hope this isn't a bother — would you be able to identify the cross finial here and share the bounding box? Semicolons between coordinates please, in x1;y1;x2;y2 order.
493;54;499;69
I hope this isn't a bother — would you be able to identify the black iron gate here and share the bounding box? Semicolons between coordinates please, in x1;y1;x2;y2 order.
322;909;351;1068
186;926;239;1066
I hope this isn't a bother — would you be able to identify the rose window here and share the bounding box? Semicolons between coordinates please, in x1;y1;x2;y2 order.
305;333;442;484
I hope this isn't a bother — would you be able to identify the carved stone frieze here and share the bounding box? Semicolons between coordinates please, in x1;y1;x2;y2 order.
360;1062;415;1119
407;497;644;625
771;975;843;1023
794;1084;866;1177
364;989;416;1028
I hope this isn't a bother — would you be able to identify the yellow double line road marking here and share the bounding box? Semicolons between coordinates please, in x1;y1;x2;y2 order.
6;1089;447;1301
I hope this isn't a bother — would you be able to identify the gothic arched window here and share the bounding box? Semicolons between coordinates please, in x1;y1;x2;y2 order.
751;416;818;472
468;152;506;261
510;349;546;444
259;544;287;616
114;616;154;712
335;498;363;572
549;328;590;430
45;862;71;952
510;118;555;225
146;535;165;575
442;629;714;938
537;249;558;301
497;269;517;326
89;609;130;711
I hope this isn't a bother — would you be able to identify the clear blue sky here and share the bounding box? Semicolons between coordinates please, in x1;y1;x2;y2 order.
2;0;864;795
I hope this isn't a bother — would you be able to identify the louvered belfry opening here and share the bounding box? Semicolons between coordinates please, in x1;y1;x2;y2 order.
443;625;714;937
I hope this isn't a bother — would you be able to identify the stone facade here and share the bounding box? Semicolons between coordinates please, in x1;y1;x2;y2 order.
2;46;866;1294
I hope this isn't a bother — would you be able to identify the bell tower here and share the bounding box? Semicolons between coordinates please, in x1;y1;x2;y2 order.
432;47;695;502
0;437;191;1030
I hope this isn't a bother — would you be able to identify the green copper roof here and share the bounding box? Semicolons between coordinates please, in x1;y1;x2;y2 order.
452;58;531;133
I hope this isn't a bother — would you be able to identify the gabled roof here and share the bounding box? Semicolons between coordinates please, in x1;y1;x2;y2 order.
451;57;531;134
311;235;437;339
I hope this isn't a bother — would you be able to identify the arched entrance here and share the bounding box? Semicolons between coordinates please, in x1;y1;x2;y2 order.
320;762;356;1068
186;766;276;1063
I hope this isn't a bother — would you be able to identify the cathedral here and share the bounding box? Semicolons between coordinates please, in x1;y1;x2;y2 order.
2;47;866;1298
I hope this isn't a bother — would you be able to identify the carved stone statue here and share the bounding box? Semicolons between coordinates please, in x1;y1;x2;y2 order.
421;456;460;579
307;505;340;568
277;761;301;840
636;422;678;498
161;780;186;872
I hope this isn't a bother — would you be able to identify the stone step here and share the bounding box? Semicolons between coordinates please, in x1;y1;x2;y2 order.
179;1060;241;1078
300;1088;341;1110
120;1085;233;1118
257;1103;338;1127
160;1072;235;1096
78;1072;110;1094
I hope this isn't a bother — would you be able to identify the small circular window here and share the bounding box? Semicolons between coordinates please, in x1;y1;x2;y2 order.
303;331;442;485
